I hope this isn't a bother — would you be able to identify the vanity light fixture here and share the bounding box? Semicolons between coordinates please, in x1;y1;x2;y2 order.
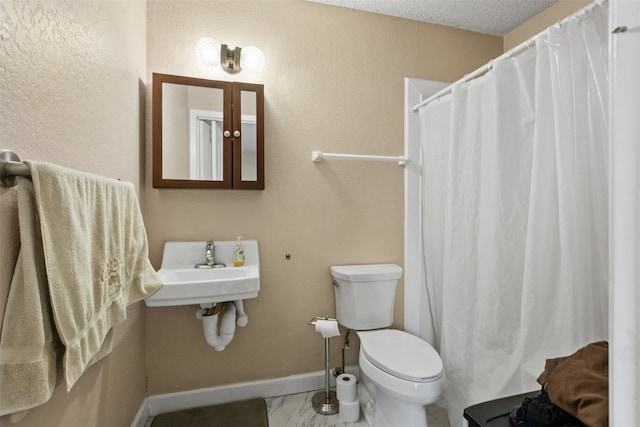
196;37;265;76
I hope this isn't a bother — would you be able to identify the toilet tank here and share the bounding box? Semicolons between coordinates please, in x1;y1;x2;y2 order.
331;264;403;330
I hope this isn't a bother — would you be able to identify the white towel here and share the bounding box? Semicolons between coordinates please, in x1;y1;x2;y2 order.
0;178;63;417
27;161;163;390
0;162;162;417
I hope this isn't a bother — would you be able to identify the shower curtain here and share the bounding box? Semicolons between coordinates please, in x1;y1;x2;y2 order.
418;3;609;425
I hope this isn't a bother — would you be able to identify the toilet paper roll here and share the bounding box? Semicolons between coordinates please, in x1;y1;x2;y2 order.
314;319;340;338
339;399;360;423
336;373;357;402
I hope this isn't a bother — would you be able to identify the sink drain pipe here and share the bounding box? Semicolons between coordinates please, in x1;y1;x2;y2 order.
196;300;248;351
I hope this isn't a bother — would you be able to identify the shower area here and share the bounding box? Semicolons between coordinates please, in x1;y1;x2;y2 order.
404;0;640;425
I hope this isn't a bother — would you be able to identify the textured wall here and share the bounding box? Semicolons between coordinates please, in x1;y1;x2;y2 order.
145;0;502;395
0;1;147;425
0;0;589;423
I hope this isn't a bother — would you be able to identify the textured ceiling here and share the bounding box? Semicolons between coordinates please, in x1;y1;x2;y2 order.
307;0;559;36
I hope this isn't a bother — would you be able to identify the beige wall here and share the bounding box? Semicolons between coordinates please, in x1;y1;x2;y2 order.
145;0;502;395
0;0;591;423
0;1;147;426
504;0;591;50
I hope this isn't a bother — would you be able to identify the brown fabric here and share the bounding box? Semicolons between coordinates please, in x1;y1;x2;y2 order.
537;341;608;427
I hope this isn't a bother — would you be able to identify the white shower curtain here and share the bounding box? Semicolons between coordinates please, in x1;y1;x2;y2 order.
418;3;609;425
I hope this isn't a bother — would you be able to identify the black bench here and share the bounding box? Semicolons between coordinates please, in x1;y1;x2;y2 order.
464;391;539;427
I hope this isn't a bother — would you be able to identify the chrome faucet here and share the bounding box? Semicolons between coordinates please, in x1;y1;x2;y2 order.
195;240;226;269
205;241;215;266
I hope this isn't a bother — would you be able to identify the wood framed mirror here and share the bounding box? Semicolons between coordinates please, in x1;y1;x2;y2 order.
152;73;264;189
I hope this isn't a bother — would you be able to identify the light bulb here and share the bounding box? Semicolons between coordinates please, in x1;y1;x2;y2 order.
240;46;265;76
196;37;220;67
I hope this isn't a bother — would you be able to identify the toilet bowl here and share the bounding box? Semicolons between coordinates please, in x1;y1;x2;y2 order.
331;264;446;427
357;329;445;427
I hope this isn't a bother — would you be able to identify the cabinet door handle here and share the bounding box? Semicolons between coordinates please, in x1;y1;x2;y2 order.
233;130;241;137
224;130;231;138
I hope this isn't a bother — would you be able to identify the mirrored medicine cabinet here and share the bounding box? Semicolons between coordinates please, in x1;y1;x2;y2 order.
152;73;264;189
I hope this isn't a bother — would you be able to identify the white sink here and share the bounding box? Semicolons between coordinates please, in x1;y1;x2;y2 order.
145;241;260;307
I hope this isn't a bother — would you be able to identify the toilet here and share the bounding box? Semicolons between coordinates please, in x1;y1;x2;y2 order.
332;264;445;427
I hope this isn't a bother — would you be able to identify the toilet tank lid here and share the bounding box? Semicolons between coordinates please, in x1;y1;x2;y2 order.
330;264;402;281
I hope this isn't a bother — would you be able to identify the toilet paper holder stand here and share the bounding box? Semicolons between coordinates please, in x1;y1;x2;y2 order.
308;316;340;415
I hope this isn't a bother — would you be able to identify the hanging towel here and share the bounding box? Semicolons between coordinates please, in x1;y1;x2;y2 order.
0;178;64;418
26;161;163;391
0;161;162;417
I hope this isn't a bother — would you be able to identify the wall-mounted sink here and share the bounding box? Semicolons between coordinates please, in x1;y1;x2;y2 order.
145;240;260;307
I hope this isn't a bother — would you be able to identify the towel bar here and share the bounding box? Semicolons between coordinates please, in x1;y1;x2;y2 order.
312;151;409;166
0;150;30;188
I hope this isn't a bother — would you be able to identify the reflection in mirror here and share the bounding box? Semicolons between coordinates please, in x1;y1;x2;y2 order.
162;84;225;181
190;110;223;180
241;90;257;181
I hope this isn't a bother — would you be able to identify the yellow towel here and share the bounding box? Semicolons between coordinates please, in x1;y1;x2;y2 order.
0;162;162;417
0;178;64;417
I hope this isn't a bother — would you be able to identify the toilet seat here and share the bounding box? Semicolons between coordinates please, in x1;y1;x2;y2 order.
358;329;443;382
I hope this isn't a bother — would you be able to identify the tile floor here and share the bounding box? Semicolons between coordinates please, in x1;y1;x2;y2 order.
265;390;451;427
145;389;451;427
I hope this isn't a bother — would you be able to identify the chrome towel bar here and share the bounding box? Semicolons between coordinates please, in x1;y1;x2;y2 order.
0;150;30;188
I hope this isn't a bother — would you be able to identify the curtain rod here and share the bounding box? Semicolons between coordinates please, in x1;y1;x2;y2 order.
410;0;607;112
410;37;533;112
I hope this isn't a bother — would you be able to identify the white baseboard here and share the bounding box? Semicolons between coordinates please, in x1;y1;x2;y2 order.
130;397;150;427
130;365;359;425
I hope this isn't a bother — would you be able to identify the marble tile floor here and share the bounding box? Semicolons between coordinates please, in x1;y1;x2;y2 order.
265;390;451;427
144;390;451;427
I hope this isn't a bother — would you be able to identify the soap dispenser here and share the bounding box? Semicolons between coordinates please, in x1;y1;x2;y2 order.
233;236;245;267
